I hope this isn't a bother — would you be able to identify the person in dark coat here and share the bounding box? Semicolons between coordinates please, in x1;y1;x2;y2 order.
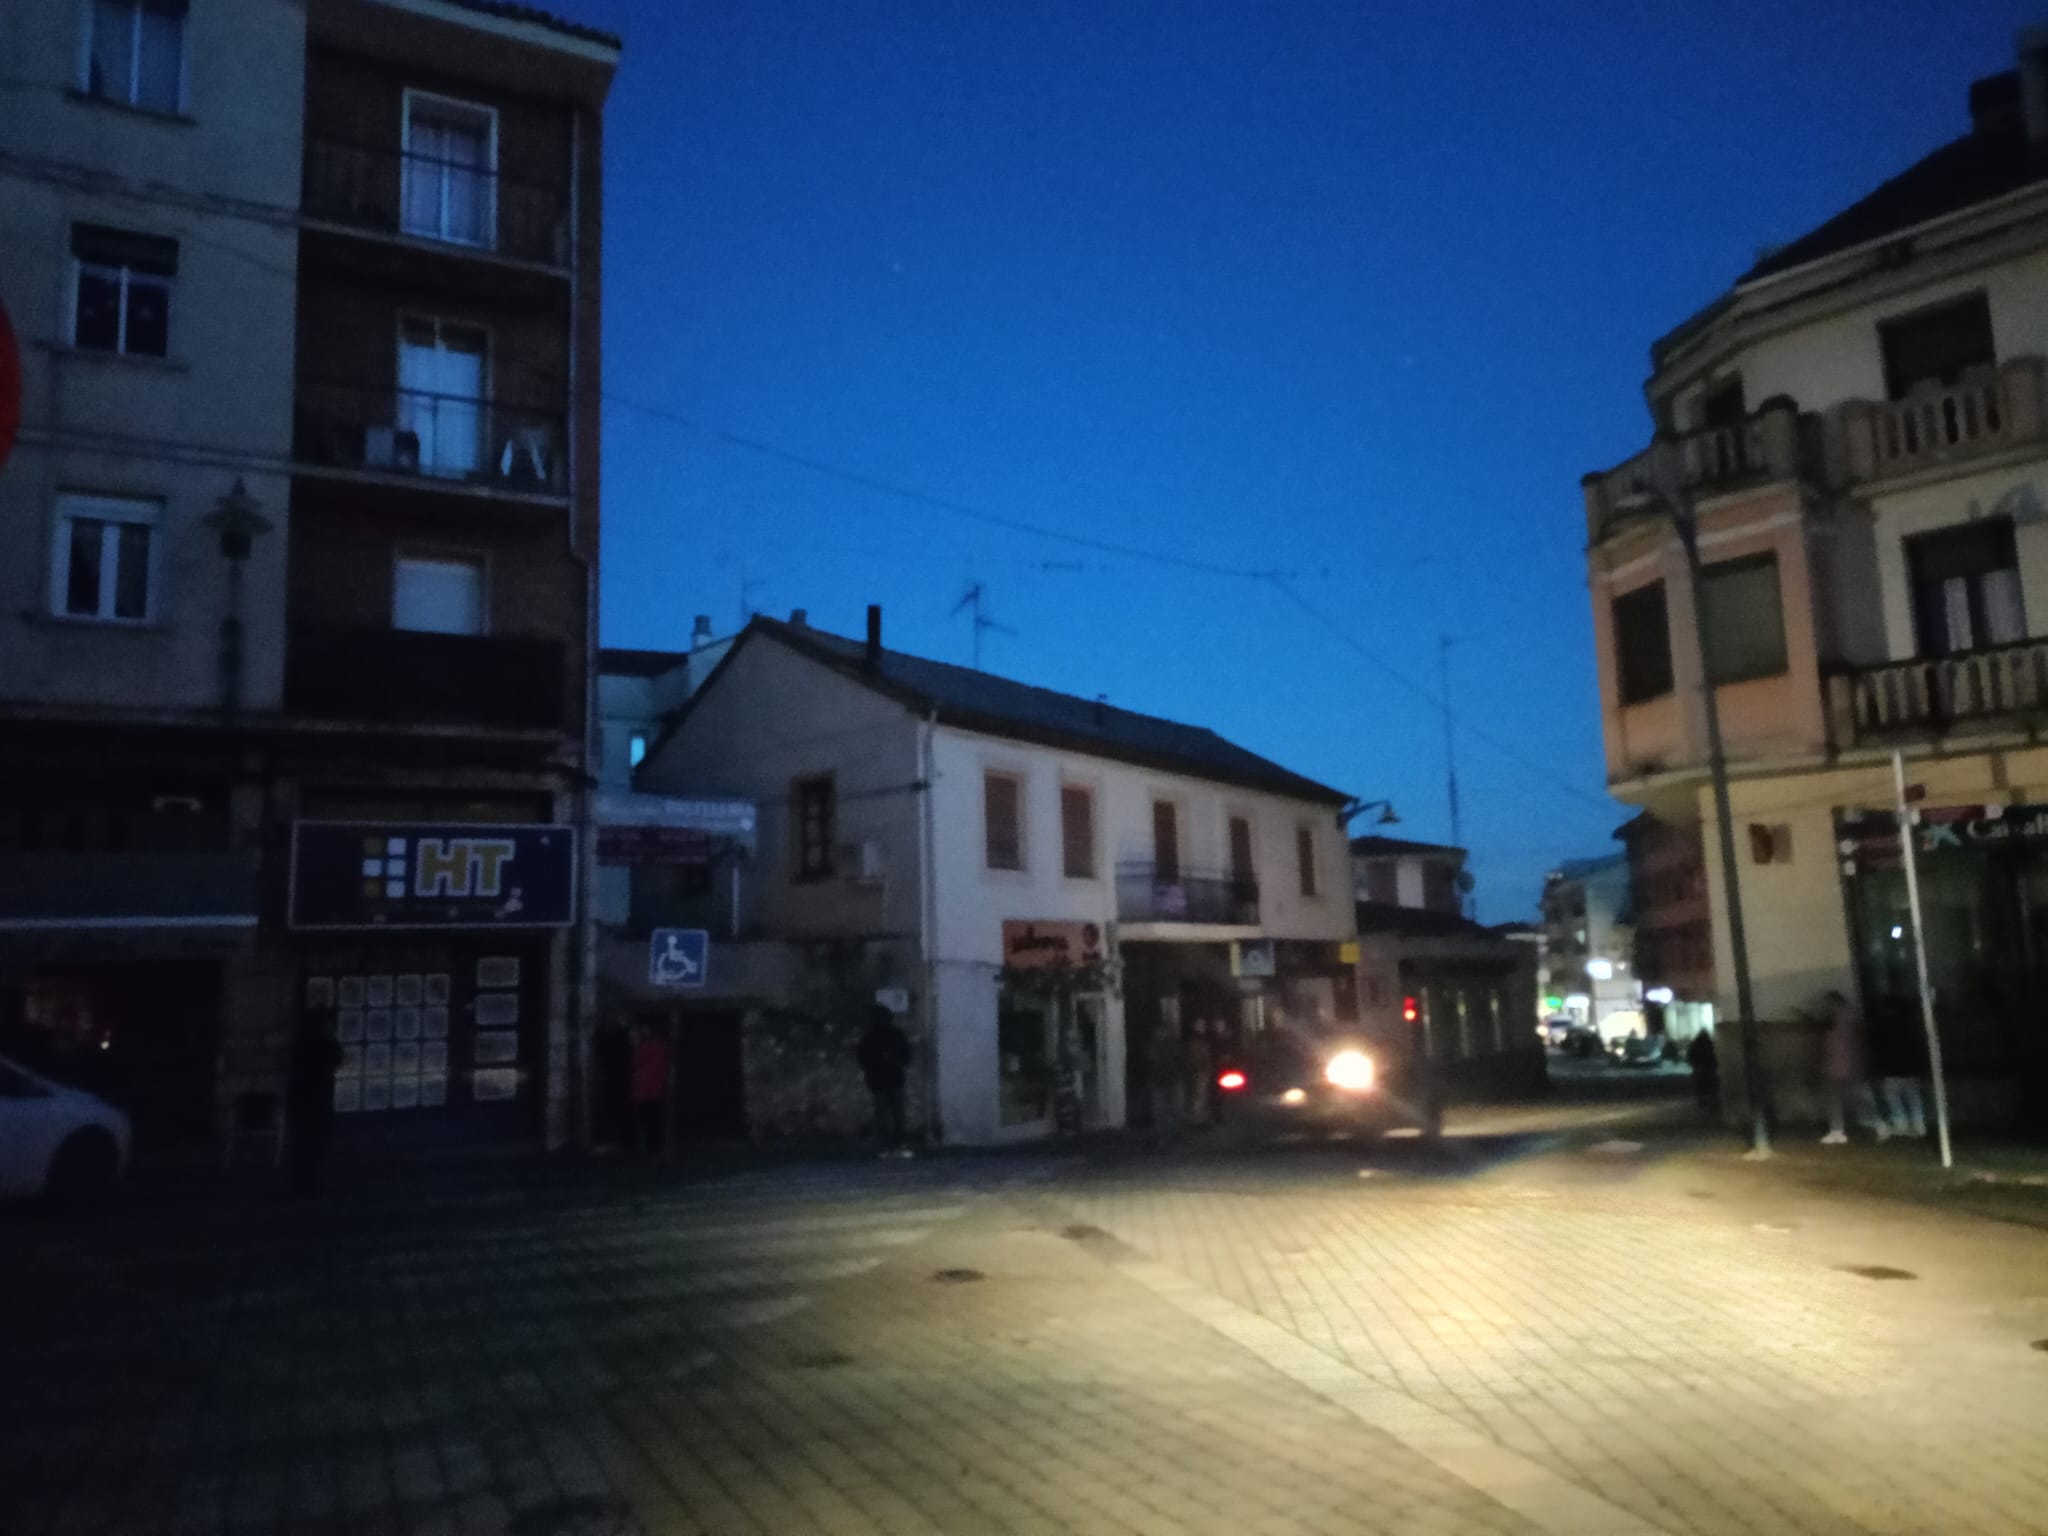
287;1017;343;1197
857;1004;913;1156
1869;1000;1929;1139
1686;1027;1720;1113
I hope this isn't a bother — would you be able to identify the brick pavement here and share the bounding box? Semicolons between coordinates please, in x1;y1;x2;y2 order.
7;1119;2048;1536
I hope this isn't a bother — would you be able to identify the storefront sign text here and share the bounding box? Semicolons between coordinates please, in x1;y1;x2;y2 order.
290;822;576;930
1001;920;1105;971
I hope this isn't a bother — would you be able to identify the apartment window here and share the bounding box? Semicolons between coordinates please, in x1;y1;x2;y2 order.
87;0;185;114
1699;553;1787;685
1296;824;1318;898
1227;814;1255;887
1909;518;2024;658
50;493;158;622
398;318;487;476
984;771;1023;871
1880;293;1994;400
791;775;835;882
1612;581;1674;704
1060;784;1096;879
1362;862;1397;904
1697;376;1746;429
628;732;649;769
1151;799;1180;882
402;92;496;248
71;225;175;358
1422;860;1458;913
392;553;485;636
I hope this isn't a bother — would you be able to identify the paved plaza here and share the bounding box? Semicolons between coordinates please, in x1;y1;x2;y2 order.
5;1097;2048;1535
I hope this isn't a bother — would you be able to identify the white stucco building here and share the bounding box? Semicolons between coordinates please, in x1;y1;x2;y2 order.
634;608;1360;1145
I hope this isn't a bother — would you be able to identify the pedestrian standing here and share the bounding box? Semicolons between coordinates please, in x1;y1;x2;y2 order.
1185;1020;1216;1128
857;1003;914;1157
1819;990;1885;1145
286;1016;343;1198
1870;1000;1929;1139
629;1023;670;1156
1148;1020;1186;1147
1687;1026;1720;1114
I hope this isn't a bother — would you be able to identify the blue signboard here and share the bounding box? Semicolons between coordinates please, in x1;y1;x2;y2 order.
649;928;709;988
289;822;576;931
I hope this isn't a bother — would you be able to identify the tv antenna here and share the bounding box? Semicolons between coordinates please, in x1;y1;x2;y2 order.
950;580;1016;670
1441;633;1469;916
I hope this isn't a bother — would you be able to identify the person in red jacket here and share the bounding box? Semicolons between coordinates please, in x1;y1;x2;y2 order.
630;1024;670;1156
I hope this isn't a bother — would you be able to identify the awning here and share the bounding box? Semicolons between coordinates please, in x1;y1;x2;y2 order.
0;852;259;930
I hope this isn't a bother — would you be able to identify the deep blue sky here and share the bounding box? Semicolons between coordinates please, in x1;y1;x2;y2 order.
582;0;2038;920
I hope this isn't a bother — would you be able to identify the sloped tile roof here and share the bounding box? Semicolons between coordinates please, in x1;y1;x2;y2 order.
437;0;620;50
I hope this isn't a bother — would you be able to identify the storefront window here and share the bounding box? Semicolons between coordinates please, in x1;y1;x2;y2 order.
998;998;1052;1125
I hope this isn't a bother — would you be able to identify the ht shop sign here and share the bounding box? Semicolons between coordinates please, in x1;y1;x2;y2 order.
290;823;576;930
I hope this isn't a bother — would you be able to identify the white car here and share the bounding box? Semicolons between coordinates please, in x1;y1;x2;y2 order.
0;1054;132;1201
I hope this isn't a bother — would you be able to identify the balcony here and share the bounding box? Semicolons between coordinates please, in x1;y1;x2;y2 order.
1833;359;2047;486
1115;863;1260;926
1582;402;1805;540
293;381;565;497
285;623;567;732
1829;637;2048;742
301;137;571;269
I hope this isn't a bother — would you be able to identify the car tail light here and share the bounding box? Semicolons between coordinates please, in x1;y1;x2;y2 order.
1216;1070;1247;1092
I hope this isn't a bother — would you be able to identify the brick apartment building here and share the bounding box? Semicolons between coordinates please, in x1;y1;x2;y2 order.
0;0;617;1157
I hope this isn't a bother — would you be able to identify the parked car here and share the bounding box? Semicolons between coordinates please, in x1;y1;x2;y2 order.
0;1054;132;1202
1212;1023;1437;1139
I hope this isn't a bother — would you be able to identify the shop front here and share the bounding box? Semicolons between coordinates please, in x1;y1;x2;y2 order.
287;821;576;1142
996;919;1113;1134
1839;803;2048;1128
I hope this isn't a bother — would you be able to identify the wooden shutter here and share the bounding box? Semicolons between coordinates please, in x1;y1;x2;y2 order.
1152;800;1179;881
1061;786;1094;878
985;773;1022;870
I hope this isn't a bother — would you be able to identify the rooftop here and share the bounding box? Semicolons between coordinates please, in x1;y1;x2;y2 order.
1350;834;1466;859
436;0;621;49
1353;900;1501;942
1739;70;2048;286
710;617;1350;806
598;647;688;678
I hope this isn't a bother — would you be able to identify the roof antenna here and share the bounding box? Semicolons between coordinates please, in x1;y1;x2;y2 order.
949;579;1016;670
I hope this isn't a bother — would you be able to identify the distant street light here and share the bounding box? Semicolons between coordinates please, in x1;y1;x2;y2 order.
1635;438;1771;1157
1343;798;1400;827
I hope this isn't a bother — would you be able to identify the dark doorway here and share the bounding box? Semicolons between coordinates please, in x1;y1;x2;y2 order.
670;1008;747;1141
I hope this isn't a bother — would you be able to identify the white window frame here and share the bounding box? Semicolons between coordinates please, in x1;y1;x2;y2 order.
391;547;490;637
49;492;163;624
401;88;500;250
396;313;492;476
70;255;173;357
82;0;189;114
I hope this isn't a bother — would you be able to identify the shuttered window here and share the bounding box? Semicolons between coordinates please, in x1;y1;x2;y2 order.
1060;785;1095;879
985;772;1023;871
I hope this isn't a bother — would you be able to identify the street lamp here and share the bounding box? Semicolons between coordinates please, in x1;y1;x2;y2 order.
1343;798;1400;827
202;477;273;723
1635;436;1771;1157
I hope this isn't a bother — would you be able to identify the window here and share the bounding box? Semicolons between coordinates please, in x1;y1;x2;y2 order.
71;225;175;358
87;0;185;113
398;318;487;476
1880;293;1994;400
791;775;835;882
1296;824;1318;898
1699;553;1788;685
1613;581;1674;704
1060;784;1095;879
628;732;649;769
1226;814;1254;883
1697;376;1746;429
1909;518;2024;658
1362;862;1397;904
984;771;1023;871
1422;860;1458;913
393;553;485;635
402;92;496;248
1151;799;1180;882
50;493;158;622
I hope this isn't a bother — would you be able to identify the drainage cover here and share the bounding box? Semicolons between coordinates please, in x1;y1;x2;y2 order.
791;1350;853;1371
932;1267;985;1283
1837;1265;1917;1281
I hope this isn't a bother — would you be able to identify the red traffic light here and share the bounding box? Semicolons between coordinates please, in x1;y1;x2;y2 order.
1402;996;1419;1024
1217;1070;1248;1091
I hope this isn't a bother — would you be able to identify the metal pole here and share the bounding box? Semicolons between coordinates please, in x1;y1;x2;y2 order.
1440;635;1464;853
1674;505;1771;1156
1890;749;1955;1169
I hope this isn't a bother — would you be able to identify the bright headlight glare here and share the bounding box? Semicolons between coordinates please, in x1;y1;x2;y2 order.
1324;1050;1374;1092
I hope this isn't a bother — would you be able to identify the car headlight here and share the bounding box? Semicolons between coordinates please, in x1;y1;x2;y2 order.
1324;1049;1374;1092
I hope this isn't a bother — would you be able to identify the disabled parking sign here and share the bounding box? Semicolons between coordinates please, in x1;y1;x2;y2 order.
648;928;709;988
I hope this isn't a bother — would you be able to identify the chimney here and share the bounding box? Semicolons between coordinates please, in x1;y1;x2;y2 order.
865;604;882;670
789;608;807;627
691;614;713;650
1971;69;2024;137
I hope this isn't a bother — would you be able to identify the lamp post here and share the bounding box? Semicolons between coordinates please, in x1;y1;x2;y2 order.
202;478;273;725
1637;437;1771;1156
1342;798;1401;828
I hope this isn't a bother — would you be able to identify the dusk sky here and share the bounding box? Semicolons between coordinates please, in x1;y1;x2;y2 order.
583;1;2039;920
